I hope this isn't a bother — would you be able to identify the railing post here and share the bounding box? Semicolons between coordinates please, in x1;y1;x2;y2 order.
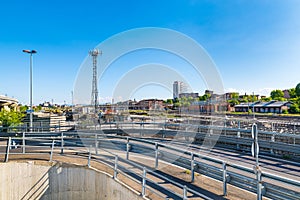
114;155;118;179
142;167;147;197
191;153;195;183
4;137;11;162
22;132;26;154
183;185;188;200
60;132;64;154
271;122;274;132
209;129;213;146
222;162;227;196
224;118;227;136
38;121;41;132
270;134;275;154
58;120;61;132
49;140;55;162
87;145;92;168
257;166;263;200
95;133;98;155
293;124;296;145
155;142;159;169
237;121;241;150
126;137;130;160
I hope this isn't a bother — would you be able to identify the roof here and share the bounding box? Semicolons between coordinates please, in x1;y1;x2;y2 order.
265;101;291;107
234;103;250;108
235;101;291;108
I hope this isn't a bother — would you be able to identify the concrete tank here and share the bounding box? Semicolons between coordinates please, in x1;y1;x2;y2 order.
0;161;143;200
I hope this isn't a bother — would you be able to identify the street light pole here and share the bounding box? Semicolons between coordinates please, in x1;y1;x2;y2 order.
23;49;37;132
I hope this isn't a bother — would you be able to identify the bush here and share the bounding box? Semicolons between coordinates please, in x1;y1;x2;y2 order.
289;104;300;114
0;109;25;131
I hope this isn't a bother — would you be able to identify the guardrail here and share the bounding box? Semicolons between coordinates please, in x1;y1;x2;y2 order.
1;132;300;200
1;121;300;159
94;121;300;158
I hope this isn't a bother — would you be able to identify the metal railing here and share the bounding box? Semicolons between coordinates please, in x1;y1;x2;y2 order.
1;132;300;200
0;134;213;200
1;121;300;159
90;121;300;159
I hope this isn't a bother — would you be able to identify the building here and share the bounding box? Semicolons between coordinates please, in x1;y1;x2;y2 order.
187;100;229;113
173;81;187;99
225;92;239;100
23;112;68;132
234;101;292;114
263;101;292;113
283;89;290;99
260;95;267;99
130;99;164;111
238;93;260;100
179;92;199;99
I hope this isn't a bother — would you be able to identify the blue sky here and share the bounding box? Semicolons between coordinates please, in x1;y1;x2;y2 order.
1;0;300;104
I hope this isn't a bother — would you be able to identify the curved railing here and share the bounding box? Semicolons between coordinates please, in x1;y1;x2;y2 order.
1;130;300;200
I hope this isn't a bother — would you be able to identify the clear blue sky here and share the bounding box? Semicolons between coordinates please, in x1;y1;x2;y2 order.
1;0;300;104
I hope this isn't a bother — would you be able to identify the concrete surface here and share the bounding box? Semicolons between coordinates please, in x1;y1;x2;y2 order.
0;161;143;200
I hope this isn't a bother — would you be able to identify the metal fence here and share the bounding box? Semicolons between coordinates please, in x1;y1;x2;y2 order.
90;121;300;158
1;131;300;200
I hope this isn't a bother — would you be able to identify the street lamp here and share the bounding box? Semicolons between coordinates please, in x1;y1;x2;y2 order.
23;49;37;132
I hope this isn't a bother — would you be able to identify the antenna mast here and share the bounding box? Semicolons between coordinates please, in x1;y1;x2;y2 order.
89;49;102;113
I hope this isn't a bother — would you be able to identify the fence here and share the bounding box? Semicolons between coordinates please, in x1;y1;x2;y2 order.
1;131;300;200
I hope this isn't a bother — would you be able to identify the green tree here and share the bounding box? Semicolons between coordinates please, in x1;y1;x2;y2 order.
239;98;248;103
199;94;210;101
289;104;300;114
282;109;289;114
166;99;173;105
270;90;284;100
34;105;42;112
0;109;25;131
261;97;272;102
173;102;181;108
288;88;296;98
227;99;239;106
177;97;190;107
231;92;239;99
19;105;28;113
296;83;300;97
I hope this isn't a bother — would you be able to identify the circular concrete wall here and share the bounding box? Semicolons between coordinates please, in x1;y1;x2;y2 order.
0;161;142;200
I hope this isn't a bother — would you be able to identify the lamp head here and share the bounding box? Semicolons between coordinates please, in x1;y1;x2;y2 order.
23;50;37;54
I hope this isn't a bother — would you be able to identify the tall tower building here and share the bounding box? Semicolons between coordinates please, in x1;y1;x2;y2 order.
173;81;186;99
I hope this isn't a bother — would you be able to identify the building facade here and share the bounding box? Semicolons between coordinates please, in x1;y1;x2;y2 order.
234;101;292;113
173;81;187;99
179;93;199;99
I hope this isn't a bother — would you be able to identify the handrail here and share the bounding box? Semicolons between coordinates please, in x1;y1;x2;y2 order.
1;133;300;200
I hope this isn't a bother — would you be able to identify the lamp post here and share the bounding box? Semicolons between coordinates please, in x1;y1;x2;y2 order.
23;49;37;132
